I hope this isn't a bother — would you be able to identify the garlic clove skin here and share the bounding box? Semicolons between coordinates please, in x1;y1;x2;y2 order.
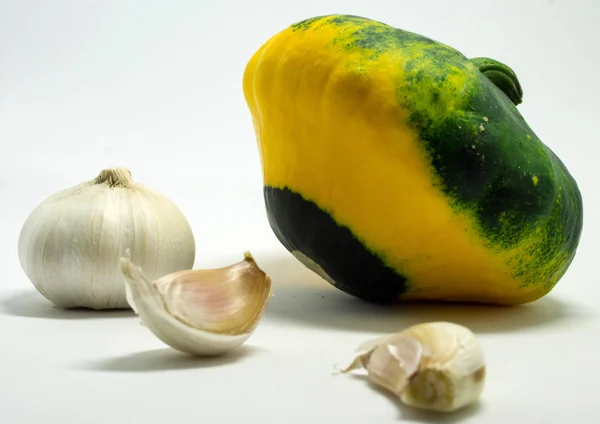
367;334;424;396
341;333;423;396
341;322;486;413
17;167;195;310
119;252;272;356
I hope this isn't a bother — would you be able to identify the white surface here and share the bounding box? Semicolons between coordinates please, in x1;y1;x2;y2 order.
2;1;599;423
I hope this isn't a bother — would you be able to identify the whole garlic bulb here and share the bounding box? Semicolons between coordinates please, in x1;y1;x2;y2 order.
18;167;196;310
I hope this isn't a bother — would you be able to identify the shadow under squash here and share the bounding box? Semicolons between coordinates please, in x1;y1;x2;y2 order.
258;253;586;334
0;290;134;320
78;345;263;373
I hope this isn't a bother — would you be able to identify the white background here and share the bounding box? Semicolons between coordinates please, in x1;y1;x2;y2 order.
2;0;599;422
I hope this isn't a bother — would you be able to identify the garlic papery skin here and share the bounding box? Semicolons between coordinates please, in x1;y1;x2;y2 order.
17;167;195;310
341;322;486;413
119;252;272;356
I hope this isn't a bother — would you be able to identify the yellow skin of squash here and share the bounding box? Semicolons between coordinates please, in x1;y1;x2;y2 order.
242;16;582;305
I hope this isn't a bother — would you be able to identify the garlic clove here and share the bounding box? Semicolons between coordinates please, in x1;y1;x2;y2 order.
399;323;486;412
119;252;272;356
341;322;486;413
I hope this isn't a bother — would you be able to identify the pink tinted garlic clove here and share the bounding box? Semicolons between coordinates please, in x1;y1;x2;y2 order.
119;252;272;356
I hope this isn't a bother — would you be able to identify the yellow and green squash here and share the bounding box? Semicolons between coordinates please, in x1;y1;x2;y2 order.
242;15;583;305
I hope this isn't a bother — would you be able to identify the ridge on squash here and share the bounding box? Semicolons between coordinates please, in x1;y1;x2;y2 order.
243;14;583;305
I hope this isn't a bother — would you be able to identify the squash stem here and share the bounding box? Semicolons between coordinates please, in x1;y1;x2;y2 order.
470;57;523;106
